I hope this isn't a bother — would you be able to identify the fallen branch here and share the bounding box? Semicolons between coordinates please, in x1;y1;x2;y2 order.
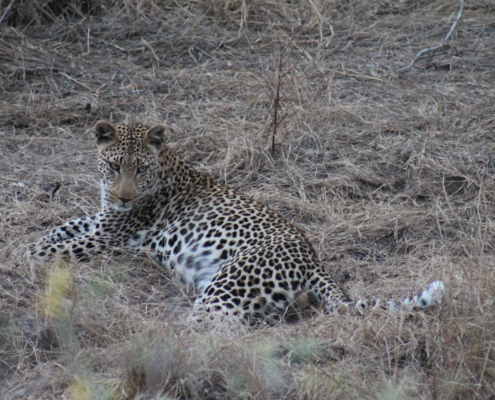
398;0;464;72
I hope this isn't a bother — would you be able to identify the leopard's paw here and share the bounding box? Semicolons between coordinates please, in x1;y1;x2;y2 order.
28;241;59;263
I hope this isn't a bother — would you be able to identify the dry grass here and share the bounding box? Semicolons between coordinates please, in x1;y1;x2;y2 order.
1;0;495;398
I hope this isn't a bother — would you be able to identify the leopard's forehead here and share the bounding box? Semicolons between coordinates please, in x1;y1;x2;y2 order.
116;122;148;141
103;123;153;165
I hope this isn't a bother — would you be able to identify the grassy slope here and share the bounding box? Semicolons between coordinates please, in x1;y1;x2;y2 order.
1;0;495;398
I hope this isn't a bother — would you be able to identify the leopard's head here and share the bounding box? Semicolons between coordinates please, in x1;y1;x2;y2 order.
95;121;166;211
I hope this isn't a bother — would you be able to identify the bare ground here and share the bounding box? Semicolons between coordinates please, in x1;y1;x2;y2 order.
1;1;495;399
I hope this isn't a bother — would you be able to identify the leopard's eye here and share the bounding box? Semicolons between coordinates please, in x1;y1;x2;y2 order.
108;162;120;172
137;165;148;174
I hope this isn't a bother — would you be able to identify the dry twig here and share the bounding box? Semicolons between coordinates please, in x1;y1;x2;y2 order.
271;48;283;154
269;28;306;154
398;0;464;71
0;0;16;25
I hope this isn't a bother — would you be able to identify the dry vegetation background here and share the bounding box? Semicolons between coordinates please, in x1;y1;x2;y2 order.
1;0;495;399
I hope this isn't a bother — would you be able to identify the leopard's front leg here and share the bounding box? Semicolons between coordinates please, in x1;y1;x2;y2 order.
35;215;99;246
29;210;132;263
30;233;122;263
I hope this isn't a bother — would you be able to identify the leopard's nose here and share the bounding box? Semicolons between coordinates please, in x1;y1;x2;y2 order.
119;197;132;204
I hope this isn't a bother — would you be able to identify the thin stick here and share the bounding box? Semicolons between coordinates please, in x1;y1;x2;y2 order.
60;72;96;92
0;176;19;182
398;0;464;72
271;48;283;154
82;28;91;56
270;27;304;154
0;0;16;25
142;38;159;61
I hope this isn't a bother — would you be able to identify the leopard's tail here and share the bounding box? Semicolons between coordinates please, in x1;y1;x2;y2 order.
331;281;445;315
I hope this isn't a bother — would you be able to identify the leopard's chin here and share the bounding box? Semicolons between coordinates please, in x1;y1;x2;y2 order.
112;203;134;212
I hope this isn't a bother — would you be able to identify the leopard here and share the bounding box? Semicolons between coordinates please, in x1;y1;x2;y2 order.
30;121;444;323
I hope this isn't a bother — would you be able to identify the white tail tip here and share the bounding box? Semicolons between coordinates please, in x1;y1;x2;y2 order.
403;280;445;310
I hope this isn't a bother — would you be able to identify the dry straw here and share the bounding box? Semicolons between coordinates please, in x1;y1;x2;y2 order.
1;0;495;399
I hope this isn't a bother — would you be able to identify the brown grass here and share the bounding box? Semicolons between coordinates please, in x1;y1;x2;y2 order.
1;0;495;398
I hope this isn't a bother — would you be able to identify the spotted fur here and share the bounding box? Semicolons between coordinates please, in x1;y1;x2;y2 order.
30;121;444;323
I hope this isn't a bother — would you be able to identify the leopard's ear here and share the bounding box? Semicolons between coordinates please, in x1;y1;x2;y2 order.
143;124;166;154
95;121;119;150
